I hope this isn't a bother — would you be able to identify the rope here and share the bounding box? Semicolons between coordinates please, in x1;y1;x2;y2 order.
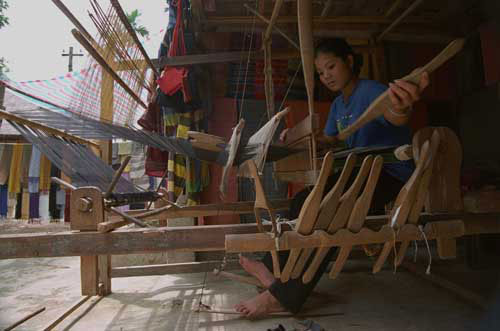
418;225;432;275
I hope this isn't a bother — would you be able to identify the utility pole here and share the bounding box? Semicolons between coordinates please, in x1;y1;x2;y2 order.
61;46;84;72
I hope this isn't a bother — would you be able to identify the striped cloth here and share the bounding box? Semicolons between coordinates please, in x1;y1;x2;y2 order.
1;64;146;126
163;108;209;205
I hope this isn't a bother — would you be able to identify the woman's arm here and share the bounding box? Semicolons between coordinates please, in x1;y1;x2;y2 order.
383;72;430;126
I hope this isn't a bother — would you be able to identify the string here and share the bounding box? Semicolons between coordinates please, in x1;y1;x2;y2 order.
238;0;258;121
418;225;432;275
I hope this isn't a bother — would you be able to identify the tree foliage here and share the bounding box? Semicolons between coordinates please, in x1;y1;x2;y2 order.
126;9;149;38
0;0;9;29
0;0;9;75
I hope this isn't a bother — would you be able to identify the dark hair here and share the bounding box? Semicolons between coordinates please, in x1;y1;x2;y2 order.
315;38;364;76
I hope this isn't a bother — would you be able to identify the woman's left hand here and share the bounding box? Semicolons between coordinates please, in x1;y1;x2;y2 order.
388;71;430;111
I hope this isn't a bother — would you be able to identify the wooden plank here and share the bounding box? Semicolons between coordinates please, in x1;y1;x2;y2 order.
111;260;240;278
80;256;98;295
0;223;291;259
98;255;111;295
226;221;465;253
1;215;499;260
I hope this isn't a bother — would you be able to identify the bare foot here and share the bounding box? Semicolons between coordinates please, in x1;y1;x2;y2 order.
239;254;275;288
234;290;285;319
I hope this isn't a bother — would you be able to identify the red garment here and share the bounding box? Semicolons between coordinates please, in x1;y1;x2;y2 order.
157;0;191;102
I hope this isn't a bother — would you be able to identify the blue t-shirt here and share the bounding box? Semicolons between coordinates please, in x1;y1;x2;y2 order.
324;79;414;182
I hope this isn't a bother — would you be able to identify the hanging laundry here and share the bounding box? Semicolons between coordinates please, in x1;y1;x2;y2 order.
39;154;52;192
28;146;41;193
39;193;50;222
0;145;12;185
8;144;24;194
0;184;7;219
29;192;40;220
21;191;30;220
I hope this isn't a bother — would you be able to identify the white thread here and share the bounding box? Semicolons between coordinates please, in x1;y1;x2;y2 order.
418;225;432;275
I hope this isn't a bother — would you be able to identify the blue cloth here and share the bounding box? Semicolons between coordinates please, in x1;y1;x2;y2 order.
324;79;414;182
0;184;8;217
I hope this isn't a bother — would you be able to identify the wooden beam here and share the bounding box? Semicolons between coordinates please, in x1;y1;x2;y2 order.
98;199;290;232
377;0;426;42
154;45;376;67
128;199;291;220
226;221;466;253
111;260;241;278
0;223;291;259
203;15;432;26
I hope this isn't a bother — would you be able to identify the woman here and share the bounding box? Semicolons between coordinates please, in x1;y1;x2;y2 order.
235;38;430;318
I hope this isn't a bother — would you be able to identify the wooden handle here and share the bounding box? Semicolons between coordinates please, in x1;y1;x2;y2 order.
303;155;373;283
329;156;383;279
337;39;465;141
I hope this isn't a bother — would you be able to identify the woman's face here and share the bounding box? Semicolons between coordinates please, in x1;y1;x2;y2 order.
314;52;354;92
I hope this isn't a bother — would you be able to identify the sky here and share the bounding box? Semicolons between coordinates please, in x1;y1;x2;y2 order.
0;0;168;81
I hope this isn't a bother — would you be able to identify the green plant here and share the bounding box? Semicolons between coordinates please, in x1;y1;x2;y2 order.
126;9;149;38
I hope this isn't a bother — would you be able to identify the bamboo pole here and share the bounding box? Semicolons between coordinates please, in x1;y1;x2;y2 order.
3;307;45;331
42;296;91;331
263;0;285;42
377;0;425;42
244;4;299;50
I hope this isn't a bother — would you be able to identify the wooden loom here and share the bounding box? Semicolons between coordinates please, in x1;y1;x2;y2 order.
2;1;500;324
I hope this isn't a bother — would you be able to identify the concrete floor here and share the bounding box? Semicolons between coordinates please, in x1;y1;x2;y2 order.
1;222;499;330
